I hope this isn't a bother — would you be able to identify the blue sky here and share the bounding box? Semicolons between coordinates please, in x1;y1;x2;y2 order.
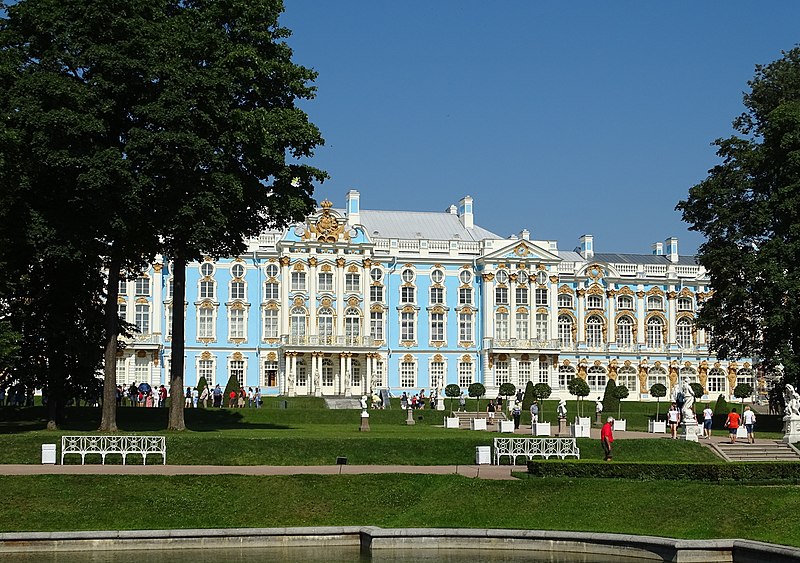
282;1;800;255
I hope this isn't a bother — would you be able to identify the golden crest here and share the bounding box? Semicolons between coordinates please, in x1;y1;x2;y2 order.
308;200;349;243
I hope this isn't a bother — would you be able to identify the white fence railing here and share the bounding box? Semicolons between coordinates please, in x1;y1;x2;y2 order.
281;335;377;347
61;435;166;465
493;437;580;465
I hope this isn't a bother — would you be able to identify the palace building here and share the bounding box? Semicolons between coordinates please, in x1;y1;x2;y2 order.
116;190;755;400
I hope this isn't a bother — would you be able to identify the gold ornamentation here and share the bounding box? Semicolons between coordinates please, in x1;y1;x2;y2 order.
136;297;149;304
482;273;495;282
679;287;694;297
617;286;634;296
516;306;529;314
562;359;571;366
587;284;604;296
576;289;586;297
153;263;163;272
308;257;318;267
514;244;530;257
336;257;346;268
307;200;348;243
280;256;291;267
606;289;617;298
266;351;277;361
320;264;332;272
461;354;473;363
549;275;559;284
293;263;305;271
537;264;546;271
232;352;244;361
666;291;678;300
320;297;332;307
347;264;359;273
293;297;305;307
403;354;414;362
646;286;665;296
536;307;548;314
586;264;604;280
558;285;574;295
636;291;645;298
347;296;359;307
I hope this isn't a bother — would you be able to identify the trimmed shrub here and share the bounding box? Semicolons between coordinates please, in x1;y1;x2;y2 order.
650;383;667;420
499;382;516;400
223;374;241;404
612;385;629;419
444;383;460;414
521;381;535;411
197;376;208;406
714;394;729;415
468;382;486;412
602;378;618;416
689;382;704;400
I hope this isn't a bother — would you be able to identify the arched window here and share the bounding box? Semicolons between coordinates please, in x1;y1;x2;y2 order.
617;366;638;393
558;365;576;388
707;367;726;394
736;368;755;389
296;358;307;386
587;294;603;309
586;316;603;348
558;315;574;347
680;366;698;385
617;295;634;310
516;310;529;340
647;296;663;311
558;294;573;308
676;318;693;349
321;358;334;386
587;366;607;391
616;316;634;348
318;307;335;343
646;317;664;348
495;311;509;340
344;307;361;341
430;360;445;389
646;366;668;391
290;307;306;338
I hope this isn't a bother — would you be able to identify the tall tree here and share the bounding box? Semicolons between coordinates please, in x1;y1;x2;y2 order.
677;47;800;385
126;0;325;430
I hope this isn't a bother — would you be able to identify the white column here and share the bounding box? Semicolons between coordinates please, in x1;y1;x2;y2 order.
308;260;317;333
366;354;373;391
152;263;164;335
336;260;345;336
607;285;616;344
667;287;677;345
345;354;353;396
636;288;646;344
483;274;495;339
280;258;290;332
576;286;586;342
548;274;558;341
509;276;517;339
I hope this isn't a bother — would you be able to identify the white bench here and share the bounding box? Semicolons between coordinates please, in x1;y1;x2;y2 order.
61;435;166;465
493;437;580;465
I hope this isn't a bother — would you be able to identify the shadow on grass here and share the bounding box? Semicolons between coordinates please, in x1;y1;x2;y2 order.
0;406;293;433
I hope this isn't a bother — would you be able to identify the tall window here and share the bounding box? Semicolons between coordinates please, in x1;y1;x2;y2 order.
430;286;444;304
321;358;334;386
495;286;508;305
370;285;384;302
516;310;529;340
373;360;384;387
646;367;668;391
459;312;473;343
135;303;150;334
370;311;384;341
118;279;128;296
198;359;214;386
198;306;214;339
344;308;361;340
646;317;664;348
516;287;528;305
401;286;415;303
518;361;532;385
263;360;277;387
296;359;307;386
459;287;473;305
290;271;306;291
616;316;634;347
430;361;445;389
318;307;334;342
264;308;279;338
345;273;360;292
135;276;150;296
586;316;603;347
535;288;548;306
401;311;415;341
558;315;574;347
495;311;509;340
290;307;306;337
199;278;215;300
165;306;172;338
318;272;333;292
495;361;509;385
557;294;573;308
677;297;693;312
430;312;445;343
264;281;279;300
400;360;416;388
538;360;550;384
676;318;693;349
117;302;127;322
230;280;246;300
587;366;606;391
535;313;548;340
458;361;473;387
230;360;245;387
707;367;726;393
228;307;246;340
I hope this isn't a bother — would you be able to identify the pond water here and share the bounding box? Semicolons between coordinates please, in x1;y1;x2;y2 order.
1;547;654;563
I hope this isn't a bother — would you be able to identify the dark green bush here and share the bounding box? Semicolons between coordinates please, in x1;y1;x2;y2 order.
602;378;618;416
521;381;535;411
714;394;729;415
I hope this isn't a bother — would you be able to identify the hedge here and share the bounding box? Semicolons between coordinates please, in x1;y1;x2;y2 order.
526;460;800;482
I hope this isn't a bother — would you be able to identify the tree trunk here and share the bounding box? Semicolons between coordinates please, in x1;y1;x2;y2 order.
99;258;121;432
168;256;186;431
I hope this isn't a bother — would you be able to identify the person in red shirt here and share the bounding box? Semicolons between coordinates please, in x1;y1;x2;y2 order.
600;417;614;461
724;408;741;443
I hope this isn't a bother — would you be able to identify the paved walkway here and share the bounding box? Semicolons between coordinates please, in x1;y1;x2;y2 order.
0;463;517;480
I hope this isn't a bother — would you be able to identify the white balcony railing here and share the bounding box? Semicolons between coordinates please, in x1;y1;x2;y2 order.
486;338;560;350
281;335;378;347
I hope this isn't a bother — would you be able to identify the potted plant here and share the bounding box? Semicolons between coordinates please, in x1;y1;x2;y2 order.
444;384;461;429
649;383;667;433
531;383;552;436
567;377;590;436
468;382;487;430
612;384;629;431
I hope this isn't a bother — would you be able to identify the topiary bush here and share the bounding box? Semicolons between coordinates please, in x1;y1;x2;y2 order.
602;378;618;417
444;383;461;414
734;382;753;410
714;393;729;415
689;382;704;400
197;376;208;407
521;381;535;411
468;382;486;412
499;382;516;403
612;384;629;419
223;374;241;406
568;377;590;417
650;383;667;421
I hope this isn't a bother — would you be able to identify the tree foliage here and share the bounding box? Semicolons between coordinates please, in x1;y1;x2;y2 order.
498;382;516;399
612;384;629;419
444;383;460;414
468;382;485;412
734;382;754;409
601;378;618;417
567;377;590;417
650;383;667;421
677;47;800;384
521;381;535;411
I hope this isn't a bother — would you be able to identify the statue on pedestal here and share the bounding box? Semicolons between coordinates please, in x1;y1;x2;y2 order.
784;384;800;416
557;398;567;419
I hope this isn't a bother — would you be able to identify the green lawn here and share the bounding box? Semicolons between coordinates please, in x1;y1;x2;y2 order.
1;473;799;547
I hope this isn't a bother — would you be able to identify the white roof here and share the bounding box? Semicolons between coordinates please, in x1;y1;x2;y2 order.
359;209;501;241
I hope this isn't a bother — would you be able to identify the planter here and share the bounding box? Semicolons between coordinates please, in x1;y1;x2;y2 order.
498;420;515;433
532;422;551;436
736;426;748;439
613;419;627;431
475;446;491;465
577;417;591;427
649;420;667;434
445;417;460;429
471;418;487;431
570;423;590;438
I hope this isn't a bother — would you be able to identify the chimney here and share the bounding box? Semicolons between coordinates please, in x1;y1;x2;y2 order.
579;234;594;259
345;190;360;225
458;196;473;229
652;242;664;256
446;204;457;215
665;237;679;263
519;229;530;241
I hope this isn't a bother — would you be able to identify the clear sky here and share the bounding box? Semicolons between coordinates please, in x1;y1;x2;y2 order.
281;1;800;255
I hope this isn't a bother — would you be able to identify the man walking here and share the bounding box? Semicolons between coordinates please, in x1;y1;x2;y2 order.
742;405;756;443
601;416;614;461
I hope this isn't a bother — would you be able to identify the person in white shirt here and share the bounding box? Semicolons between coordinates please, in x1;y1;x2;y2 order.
667;402;681;439
702;405;714;439
742;405;757;443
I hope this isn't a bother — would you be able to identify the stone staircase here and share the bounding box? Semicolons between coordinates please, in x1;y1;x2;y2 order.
453;411;508;430
324;397;362;410
710;439;800;462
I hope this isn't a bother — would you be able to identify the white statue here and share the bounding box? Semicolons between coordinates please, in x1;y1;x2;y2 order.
784;384;800;416
679;376;696;423
557;398;567;419
360;395;368;411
